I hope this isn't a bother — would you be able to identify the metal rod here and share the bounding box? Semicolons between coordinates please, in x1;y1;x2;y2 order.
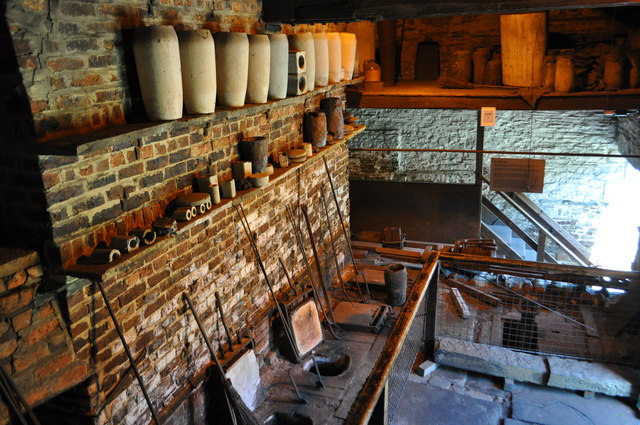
349;147;640;159
278;257;298;295
95;281;161;425
215;292;239;347
0;366;30;425
322;157;371;299
319;187;358;303
235;205;302;362
300;205;338;323
286;205;341;339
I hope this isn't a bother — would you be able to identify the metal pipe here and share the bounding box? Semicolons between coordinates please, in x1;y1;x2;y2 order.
215;291;239;347
95;281;162;425
349;147;640;159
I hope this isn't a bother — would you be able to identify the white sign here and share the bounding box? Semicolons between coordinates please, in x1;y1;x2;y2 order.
481;107;496;127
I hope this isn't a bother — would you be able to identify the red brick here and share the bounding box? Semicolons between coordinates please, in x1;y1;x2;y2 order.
12;309;32;332
110;152;125;167
72;74;104;87
47;57;84;72
7;270;27;290
0;339;17;358
23;317;60;345
51;363;88;394
35;353;74;380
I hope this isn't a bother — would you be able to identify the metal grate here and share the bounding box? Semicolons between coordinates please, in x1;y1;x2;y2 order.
387;297;426;422
435;259;640;367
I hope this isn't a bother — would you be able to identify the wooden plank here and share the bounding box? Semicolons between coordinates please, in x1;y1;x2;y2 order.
444;277;502;306
450;287;471;320
352;240;382;250
579;306;599;338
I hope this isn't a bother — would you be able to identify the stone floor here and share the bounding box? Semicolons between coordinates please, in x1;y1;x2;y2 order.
391;364;640;425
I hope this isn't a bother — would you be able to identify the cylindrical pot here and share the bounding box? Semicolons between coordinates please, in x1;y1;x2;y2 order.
364;60;381;82
554;55;574;93
240;136;268;173
178;29;216;115
268;34;289;99
449;50;472;83
326;32;342;83
303;112;327;148
290;33;315;91
604;54;624;91
313;33;329;87
543;56;555;91
214;32;249;107
472;47;491;84
339;32;357;80
500;12;547;87
133;25;183;121
629;56;640;89
246;34;270;104
384;263;407;306
485;53;502;85
320;97;344;140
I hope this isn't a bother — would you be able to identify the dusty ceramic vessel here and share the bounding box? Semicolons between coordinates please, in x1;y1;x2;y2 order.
339;32;357;80
246;34;270;104
240;137;269;173
214;32;249;107
303;111;327;148
290;33;315;90
313;33;329;87
268;34;289;99
554;55;574;93
133;25;183;121
178;29;216;114
326;32;342;83
320;97;344;140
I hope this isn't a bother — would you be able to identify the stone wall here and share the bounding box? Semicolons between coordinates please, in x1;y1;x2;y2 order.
349;108;633;262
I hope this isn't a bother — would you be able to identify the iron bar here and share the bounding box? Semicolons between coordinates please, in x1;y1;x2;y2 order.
349;147;640;159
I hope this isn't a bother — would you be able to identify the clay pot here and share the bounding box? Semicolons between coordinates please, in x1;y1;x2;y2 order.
313;33;329;87
543;56;555;91
485;53;502;85
339;32;357;80
303;112;327;148
268;34;289;99
364;60;381;82
246;34;270;104
384;263;407;306
604;54;624;91
554;55;574;93
326;32;342;83
240;136;268;173
629;56;640;89
133;25;183;121
320;97;344;140
473;47;491;84
214;32;249;107
290;33;315;91
449;50;472;83
178;29;216;115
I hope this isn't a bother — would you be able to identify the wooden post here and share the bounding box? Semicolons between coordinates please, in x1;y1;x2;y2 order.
536;230;547;262
476;110;484;186
423;264;439;358
377;20;397;84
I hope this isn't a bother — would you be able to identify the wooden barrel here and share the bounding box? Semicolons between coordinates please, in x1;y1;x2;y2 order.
500;12;547;87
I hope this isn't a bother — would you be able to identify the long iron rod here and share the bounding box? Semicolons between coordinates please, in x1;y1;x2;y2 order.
286;205;340;339
235;205;301;361
215;292;240;347
95;281;161;425
300;205;338;323
319;188;358;303
182;293;239;425
0;367;29;425
278;257;298;295
322;157;370;298
349;147;640;159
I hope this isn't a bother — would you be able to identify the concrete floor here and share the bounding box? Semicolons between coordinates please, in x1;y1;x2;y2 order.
391;365;640;425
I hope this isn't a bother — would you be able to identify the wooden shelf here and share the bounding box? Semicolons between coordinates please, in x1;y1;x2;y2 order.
346;81;640;111
36;78;364;157
62;124;366;281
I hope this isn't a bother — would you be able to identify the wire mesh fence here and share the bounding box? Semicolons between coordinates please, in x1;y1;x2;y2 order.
435;257;640;367
386;297;427;423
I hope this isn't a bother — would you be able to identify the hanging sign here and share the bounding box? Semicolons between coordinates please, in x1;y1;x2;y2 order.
490;158;545;193
480;107;496;127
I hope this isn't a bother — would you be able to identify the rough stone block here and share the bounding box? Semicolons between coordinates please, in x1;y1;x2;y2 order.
435;337;547;385
416;360;438;377
547;357;640;397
